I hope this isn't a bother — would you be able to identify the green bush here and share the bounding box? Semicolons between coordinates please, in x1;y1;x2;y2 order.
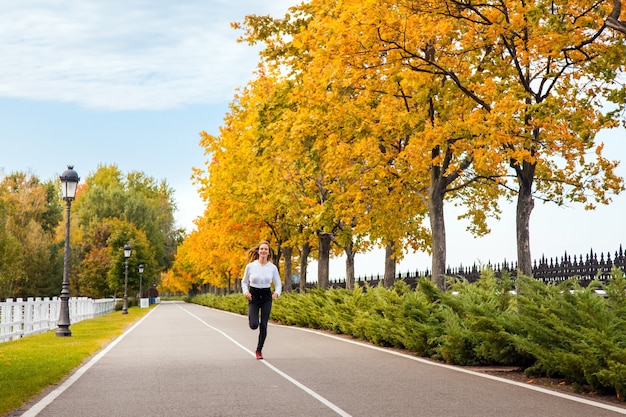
114;298;136;311
433;270;528;366
191;293;246;314
509;268;626;397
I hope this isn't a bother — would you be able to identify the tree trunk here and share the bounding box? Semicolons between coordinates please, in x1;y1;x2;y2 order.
282;246;293;293
384;241;396;288
274;243;282;276
429;178;447;291
318;232;331;289
299;241;310;292
516;162;535;277
606;0;626;34
345;245;355;290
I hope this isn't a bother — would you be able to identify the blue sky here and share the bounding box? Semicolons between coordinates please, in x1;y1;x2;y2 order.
1;1;625;278
0;0;295;238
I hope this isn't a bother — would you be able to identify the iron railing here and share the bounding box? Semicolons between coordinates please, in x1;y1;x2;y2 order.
321;245;626;289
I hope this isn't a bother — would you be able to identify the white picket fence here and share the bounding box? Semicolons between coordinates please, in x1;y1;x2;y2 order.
0;297;117;343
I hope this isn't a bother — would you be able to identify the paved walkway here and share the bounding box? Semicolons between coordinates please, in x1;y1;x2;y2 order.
14;301;626;416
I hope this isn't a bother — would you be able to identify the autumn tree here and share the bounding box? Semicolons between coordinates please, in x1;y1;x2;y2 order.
237;7;433;289
173;213;250;294
188;71;303;291
0;172;63;298
191;0;624;294
365;0;626;276
234;11;342;290
160;268;190;295
238;1;503;290
247;0;625;290
0;166;177;299
0;196;22;298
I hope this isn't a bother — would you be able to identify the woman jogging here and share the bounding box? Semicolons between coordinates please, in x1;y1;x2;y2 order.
241;240;282;360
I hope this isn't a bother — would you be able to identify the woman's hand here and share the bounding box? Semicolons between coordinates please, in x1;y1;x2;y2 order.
272;292;279;299
245;291;252;301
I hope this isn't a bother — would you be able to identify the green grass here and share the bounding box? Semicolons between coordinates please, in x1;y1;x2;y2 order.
0;306;153;416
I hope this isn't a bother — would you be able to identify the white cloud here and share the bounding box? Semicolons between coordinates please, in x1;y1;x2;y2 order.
0;0;296;110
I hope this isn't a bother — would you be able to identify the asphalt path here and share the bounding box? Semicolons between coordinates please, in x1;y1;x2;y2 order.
15;301;626;417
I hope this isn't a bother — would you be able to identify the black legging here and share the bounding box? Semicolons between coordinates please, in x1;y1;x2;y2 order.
248;287;273;352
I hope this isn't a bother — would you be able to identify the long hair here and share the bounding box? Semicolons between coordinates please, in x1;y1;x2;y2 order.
247;240;274;263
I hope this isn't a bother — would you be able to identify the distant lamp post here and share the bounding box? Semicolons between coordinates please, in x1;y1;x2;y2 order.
122;244;132;314
138;264;144;300
57;165;79;337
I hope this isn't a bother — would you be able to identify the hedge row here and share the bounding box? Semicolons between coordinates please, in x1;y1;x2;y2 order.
190;268;626;400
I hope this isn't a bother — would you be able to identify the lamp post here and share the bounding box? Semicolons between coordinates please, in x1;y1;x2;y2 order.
122;244;131;314
57;165;79;337
138;263;144;302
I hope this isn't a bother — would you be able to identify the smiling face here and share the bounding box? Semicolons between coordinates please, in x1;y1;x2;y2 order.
258;243;270;261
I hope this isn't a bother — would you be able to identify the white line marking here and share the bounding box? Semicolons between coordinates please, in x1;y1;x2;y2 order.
179;305;352;417
22;305;160;417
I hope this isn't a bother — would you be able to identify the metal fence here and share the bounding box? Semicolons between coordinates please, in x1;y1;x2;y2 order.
324;245;626;289
0;297;116;343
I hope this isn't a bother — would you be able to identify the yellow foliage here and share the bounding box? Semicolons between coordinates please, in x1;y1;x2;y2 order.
177;0;625;284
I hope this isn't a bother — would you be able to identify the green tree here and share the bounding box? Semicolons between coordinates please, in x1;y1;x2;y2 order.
105;219;153;299
72;164;178;297
74;164;179;266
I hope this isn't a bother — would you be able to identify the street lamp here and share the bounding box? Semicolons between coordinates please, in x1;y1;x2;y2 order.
57;165;79;337
122;244;131;314
138;263;144;302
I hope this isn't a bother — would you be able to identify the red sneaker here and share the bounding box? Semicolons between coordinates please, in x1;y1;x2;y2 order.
255;350;263;360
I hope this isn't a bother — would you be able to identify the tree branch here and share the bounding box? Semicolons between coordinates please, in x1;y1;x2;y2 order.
606;0;626;34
